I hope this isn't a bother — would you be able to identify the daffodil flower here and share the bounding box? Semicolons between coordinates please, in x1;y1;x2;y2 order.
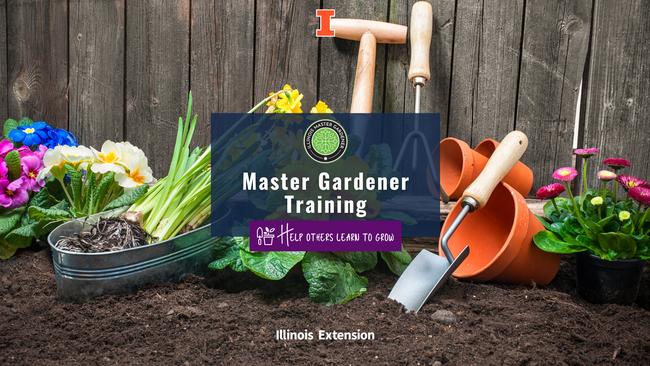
310;101;333;114
91;141;126;174
275;85;303;114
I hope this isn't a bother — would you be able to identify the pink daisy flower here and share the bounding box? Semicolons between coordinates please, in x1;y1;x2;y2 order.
574;148;599;158
616;174;649;192
628;186;650;206
597;170;616;182
553;167;578;182
603;158;631;170
536;183;566;200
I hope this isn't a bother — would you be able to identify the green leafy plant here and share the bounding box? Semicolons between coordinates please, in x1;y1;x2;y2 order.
534;151;650;260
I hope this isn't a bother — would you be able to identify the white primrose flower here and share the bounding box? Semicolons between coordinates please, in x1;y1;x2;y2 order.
115;153;154;188
90;140;126;174
37;146;65;180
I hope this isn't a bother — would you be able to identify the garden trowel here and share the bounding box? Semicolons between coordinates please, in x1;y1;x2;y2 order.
388;131;529;313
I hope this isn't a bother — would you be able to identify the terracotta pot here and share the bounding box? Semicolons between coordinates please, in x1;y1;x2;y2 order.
439;182;561;285
427;138;489;200
474;139;534;198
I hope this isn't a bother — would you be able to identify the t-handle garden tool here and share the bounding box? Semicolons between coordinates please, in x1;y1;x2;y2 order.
408;1;433;171
388;131;529;313
329;18;407;152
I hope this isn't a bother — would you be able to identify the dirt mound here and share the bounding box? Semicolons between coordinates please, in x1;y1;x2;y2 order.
1;248;648;365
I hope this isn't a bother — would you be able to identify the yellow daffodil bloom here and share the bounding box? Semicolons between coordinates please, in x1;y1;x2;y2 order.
310;101;333;114
276;85;303;114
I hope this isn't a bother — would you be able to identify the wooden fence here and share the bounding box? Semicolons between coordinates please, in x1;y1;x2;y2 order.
0;0;648;196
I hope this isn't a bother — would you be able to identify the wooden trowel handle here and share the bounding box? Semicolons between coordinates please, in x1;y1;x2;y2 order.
350;32;376;113
408;1;432;83
462;131;528;209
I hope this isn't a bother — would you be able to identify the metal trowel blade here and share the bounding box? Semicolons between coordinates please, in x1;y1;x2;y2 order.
388;246;470;313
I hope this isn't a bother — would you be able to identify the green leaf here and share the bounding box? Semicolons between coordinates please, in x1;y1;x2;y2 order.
543;200;560;221
302;252;368;305
28;206;72;220
0;239;17;260
29;187;51;209
3;118;18;139
576;235;601;253
7;221;50;240
103;184;149;212
5;150;21;181
536;214;553;231
234;236;250;252
332;251;377;273
240;249;305;280
597;232;637;260
0;210;23;236
597;214;616;228
83;171;96;214
579;189;599;207
620;220;635;235
91;171;115;212
18;117;33;126
602;220;619;233
5;233;32;249
363;143;393;177
563;216;584;235
533;230;585;254
380;246;412;275
378;210;417;225
584;220;603;238
209;237;247;272
65;163;83;210
51;199;70;212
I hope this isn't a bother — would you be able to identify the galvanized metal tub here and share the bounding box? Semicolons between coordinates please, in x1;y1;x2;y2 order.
47;205;231;303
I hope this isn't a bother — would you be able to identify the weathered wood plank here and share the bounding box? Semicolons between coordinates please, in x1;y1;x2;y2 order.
516;0;593;194
254;0;319;111
69;0;125;149
190;0;255;147
0;0;7;120
448;0;524;145
383;0;456;194
581;0;650;197
126;0;190;177
319;0;389;114
6;0;68;128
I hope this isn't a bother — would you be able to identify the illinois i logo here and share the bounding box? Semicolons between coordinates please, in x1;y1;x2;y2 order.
303;119;347;163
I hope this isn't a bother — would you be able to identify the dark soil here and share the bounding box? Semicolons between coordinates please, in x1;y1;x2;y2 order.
1;247;649;365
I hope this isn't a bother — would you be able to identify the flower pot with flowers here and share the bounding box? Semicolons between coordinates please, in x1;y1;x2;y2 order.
533;148;648;305
0;117;153;260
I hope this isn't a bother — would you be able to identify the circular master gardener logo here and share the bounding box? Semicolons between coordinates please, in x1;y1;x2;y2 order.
303;119;347;163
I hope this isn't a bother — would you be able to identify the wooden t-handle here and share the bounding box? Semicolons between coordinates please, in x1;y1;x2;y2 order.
408;2;433;83
462;131;528;209
350;32;376;113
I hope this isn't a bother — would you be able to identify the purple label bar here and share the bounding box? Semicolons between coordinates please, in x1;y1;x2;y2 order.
249;221;401;251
